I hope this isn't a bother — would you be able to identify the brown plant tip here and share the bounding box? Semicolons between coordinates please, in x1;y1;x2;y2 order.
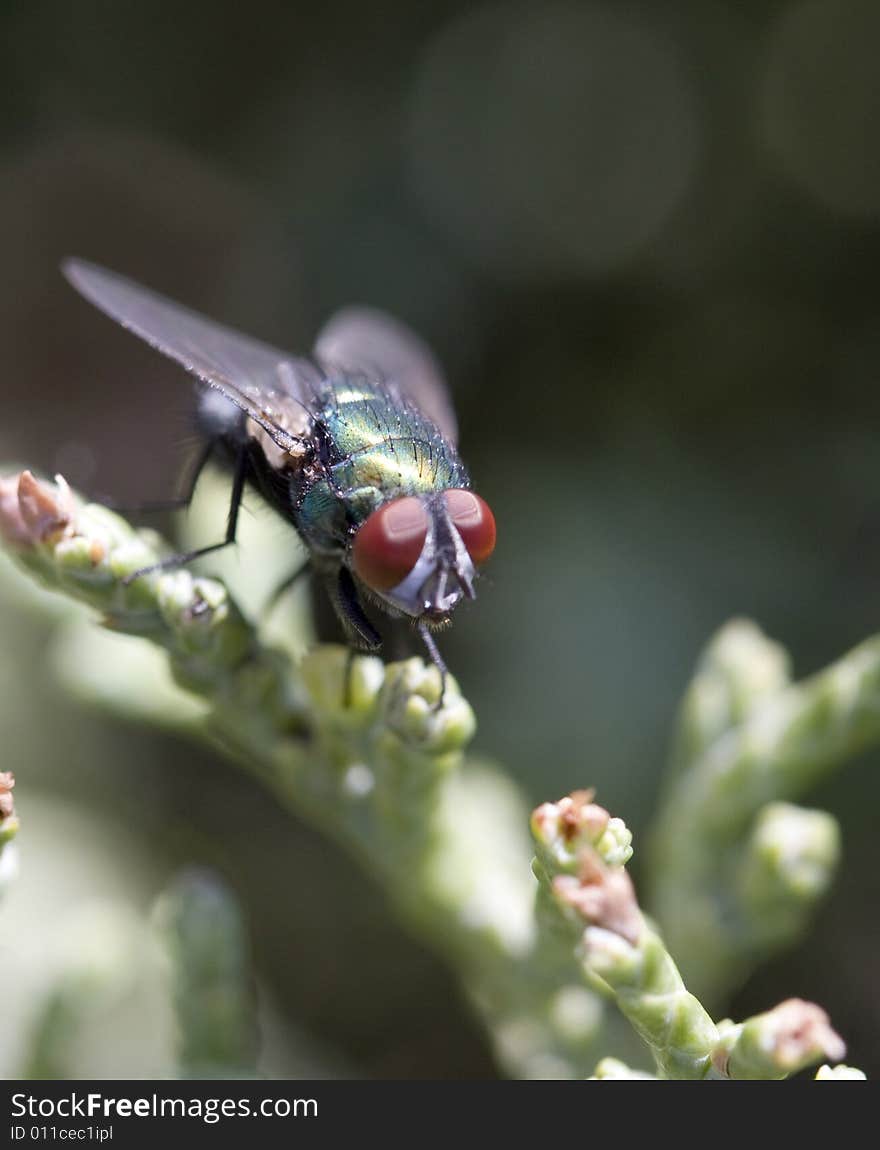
19;471;74;543
0;474;30;545
533;789;610;845
0;772;15;820
710;1045;731;1078
766;999;846;1069
0;471;74;547
553;849;643;945
560;789;607;840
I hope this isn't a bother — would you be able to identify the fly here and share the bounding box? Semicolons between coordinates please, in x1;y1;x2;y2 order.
62;260;497;694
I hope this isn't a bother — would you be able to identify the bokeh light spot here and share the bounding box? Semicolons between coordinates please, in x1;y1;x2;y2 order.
760;0;880;220
408;2;701;280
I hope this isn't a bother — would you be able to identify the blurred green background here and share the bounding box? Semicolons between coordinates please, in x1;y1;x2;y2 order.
2;0;879;1077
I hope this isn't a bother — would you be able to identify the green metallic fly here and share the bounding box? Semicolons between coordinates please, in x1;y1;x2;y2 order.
62;260;496;687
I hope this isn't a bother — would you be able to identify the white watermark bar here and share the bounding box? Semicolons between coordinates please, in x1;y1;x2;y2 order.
10;1089;317;1125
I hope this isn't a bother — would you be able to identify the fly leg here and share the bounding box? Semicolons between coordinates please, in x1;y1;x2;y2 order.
331;567;382;652
121;448;249;585
328;568;379;653
343;647;357;709
327;567;382;708
417;621;448;708
262;558;310;619
388;625;410;662
98;438;217;516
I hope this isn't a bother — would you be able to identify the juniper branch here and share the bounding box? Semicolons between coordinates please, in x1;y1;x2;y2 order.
532;791;849;1080
0;470;603;1078
714;1000;845;1080
815;1064;867;1080
0;771;18;896
3;472;863;1081
155;870;259;1078
19;903;141;1079
649;619;866;1003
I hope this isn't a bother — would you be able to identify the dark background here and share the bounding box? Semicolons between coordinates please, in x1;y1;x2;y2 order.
1;0;879;1077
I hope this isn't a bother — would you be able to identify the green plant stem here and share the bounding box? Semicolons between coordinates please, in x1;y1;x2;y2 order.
532;797;717;1079
533;795;849;1080
19;904;141;1079
0;771;18;896
648;619;869;1003
3;473;861;1081
590;1057;657;1080
156;870;259;1077
715;1000;845;1080
0;470;605;1078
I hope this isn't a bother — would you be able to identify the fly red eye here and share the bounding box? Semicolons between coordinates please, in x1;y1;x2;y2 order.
443;489;496;565
352;496;429;591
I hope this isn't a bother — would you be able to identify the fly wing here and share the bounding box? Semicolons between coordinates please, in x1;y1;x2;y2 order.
313;307;458;444
63;259;320;451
